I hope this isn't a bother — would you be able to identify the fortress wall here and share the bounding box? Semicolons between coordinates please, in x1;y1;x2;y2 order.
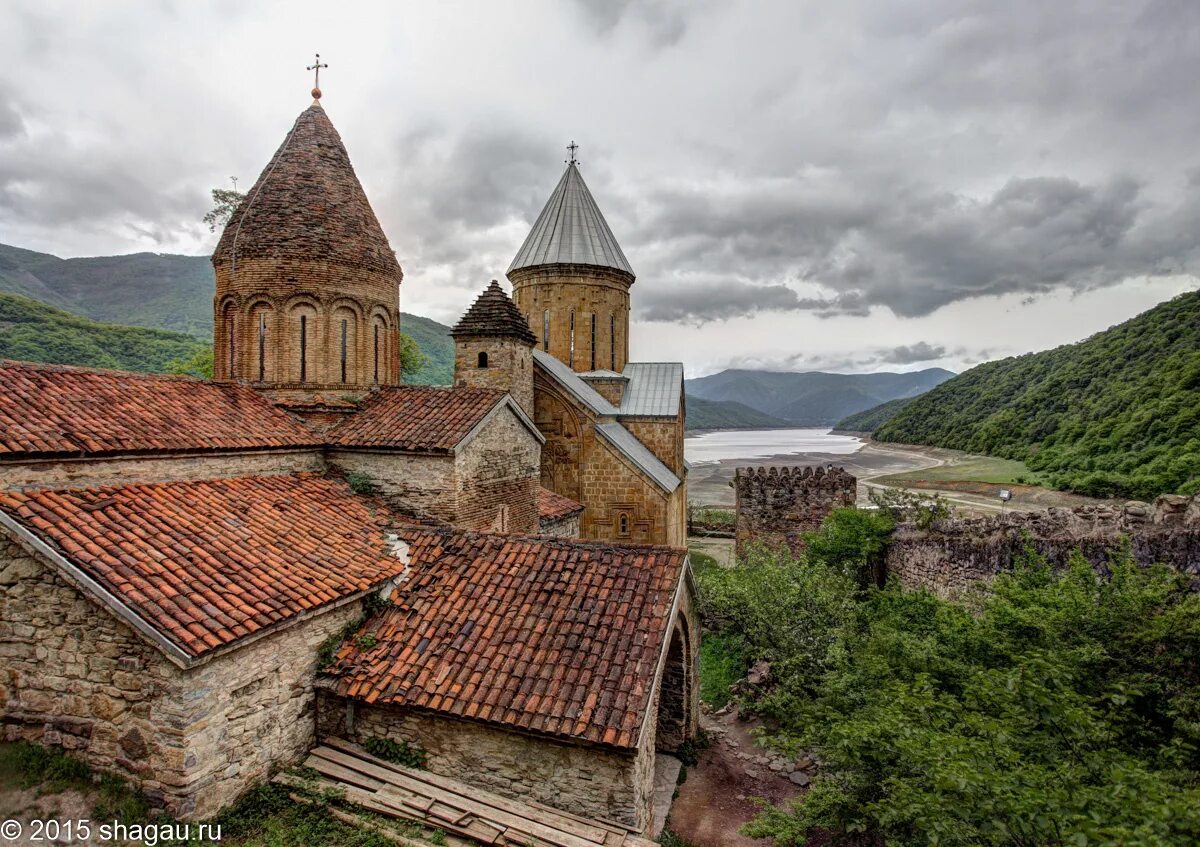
733;465;857;558
886;494;1200;596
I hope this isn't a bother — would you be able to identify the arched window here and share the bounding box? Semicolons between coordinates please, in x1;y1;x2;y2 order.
299;315;308;382
618;512;630;536
250;303;274;383
373;324;380;383
542;310;550;352
610;314;616;369
477;351;488;369
223;304;237;379
334;306;358;385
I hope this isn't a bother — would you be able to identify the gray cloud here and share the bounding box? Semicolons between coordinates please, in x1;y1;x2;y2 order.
880;342;946;364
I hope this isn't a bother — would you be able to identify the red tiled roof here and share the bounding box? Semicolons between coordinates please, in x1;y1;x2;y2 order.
213;104;400;277
328;386;507;453
0;360;320;458
538;486;584;522
328;528;688;750
0;474;407;660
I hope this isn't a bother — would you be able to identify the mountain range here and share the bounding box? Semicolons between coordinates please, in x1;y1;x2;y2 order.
684;367;955;427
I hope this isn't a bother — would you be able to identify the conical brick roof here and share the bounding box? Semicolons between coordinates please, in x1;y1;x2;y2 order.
507;162;634;278
214;104;400;277
451;280;537;345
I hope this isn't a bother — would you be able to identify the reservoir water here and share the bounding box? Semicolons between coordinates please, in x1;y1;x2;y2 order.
684;428;865;465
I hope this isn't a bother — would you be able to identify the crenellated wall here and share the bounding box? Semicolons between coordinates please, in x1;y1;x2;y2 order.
733;465;857;558
886;494;1200;596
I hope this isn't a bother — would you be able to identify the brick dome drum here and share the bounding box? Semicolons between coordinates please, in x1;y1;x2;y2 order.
212;103;402;389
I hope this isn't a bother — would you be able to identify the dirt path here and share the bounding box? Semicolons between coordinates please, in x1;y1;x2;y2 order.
666;707;807;847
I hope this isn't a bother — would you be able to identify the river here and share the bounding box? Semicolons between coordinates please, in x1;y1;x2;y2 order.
684;428;865;465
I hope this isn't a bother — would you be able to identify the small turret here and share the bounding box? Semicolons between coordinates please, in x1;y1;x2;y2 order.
451;281;536;416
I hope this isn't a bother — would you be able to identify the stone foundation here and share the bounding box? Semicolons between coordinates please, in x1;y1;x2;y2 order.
0;536;365;818
316;695;652;830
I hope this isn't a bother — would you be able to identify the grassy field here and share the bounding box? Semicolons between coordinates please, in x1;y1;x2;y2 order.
873;452;1045;487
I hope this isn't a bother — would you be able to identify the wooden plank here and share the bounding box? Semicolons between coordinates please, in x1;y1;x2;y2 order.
320;740;613;845
301;754;386;793
310;746;603;847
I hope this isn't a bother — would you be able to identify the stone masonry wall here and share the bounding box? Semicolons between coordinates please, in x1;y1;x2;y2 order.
622;417;685;478
583;437;676;547
316;696;649;830
326;450;457;524
734;466;857;558
539;512;582;538
452;337;534;418
0;536;365;818
0;450;325;492
455;406;541;534
510;265;632;373
887;494;1200;596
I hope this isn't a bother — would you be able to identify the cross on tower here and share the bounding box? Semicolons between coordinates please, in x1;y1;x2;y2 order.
566;141;579;165
307;53;328;99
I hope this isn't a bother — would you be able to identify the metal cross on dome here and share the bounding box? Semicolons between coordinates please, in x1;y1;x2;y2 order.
307;53;329;90
567;141;579;165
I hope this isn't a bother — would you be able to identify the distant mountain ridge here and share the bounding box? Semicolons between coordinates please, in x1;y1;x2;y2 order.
875;289;1200;499
685;396;791;431
685;367;955;426
833;396;918;433
0;242;455;384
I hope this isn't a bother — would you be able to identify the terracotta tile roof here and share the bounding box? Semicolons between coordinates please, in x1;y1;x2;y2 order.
538;486;584;522
328;386;507;453
0;360;320;459
450;281;537;345
0;474;407;660
213;103;400;277
328;528;688;750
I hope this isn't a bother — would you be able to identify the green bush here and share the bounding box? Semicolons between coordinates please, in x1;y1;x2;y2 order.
363;737;428;770
741;547;1200;846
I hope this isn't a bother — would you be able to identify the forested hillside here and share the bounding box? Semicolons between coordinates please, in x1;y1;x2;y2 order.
876;290;1200;498
0;242;456;385
0;293;208;373
685;396;791;431
685;367;954;426
832;396;916;432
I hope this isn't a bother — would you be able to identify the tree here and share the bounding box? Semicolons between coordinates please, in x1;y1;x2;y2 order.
399;332;427;380
203;187;246;232
165;347;214;379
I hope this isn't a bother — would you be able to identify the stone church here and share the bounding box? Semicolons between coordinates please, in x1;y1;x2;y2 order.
0;90;696;835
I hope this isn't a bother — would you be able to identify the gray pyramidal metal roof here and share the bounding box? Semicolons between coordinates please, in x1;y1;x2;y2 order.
508;163;635;277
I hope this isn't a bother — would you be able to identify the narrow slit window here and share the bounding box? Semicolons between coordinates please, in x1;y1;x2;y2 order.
569;311;575;368
226;316;235;378
258;313;266;382
340;319;348;383
373;325;380;383
610;315;616;369
299;315;307;382
618;512;629;535
478;351;488;368
590;314;596;370
542;310;550;352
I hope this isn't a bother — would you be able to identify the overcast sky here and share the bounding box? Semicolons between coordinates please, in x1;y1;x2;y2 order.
3;0;1198;376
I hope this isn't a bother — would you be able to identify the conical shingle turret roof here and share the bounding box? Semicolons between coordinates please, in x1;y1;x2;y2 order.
451;281;537;345
507;162;634;278
214;104;400;277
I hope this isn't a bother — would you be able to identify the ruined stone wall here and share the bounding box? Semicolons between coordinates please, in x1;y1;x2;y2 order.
316;696;650;831
734;466;857;558
326;450;457;523
454;409;541;534
887;494;1200;596
0;537;364;818
0;450;326;492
